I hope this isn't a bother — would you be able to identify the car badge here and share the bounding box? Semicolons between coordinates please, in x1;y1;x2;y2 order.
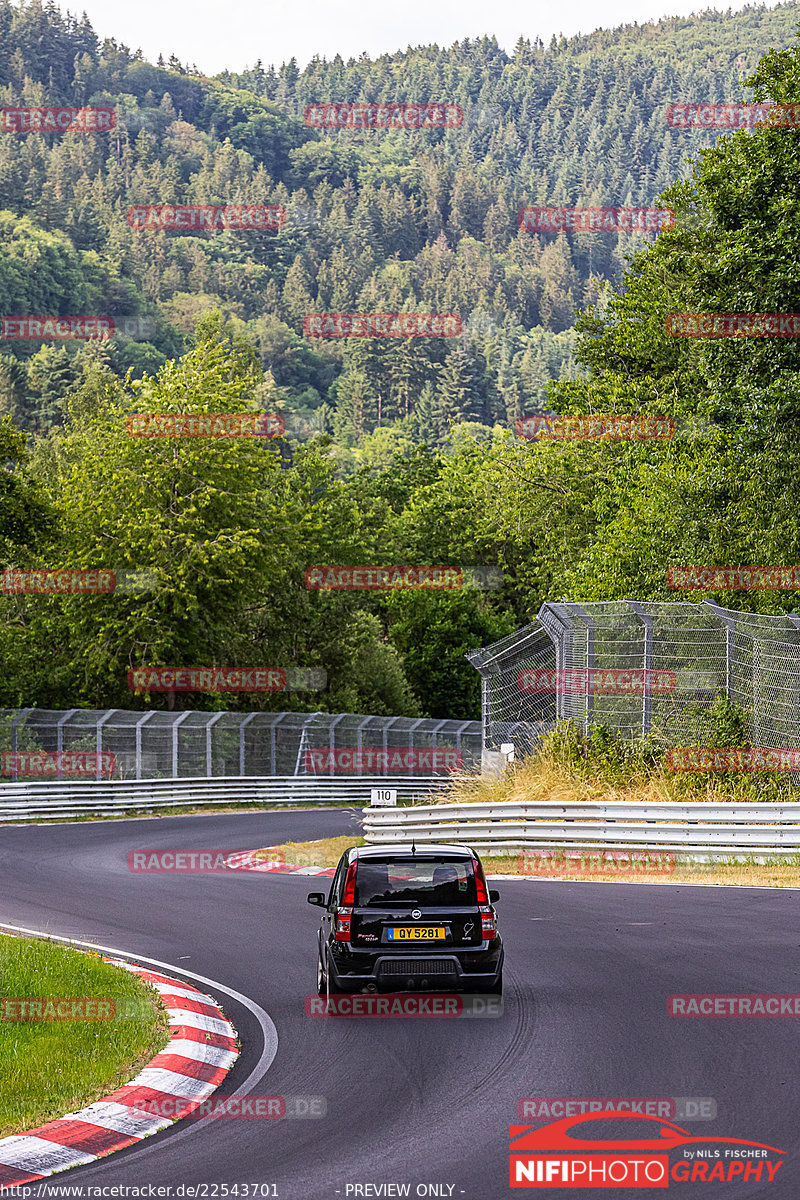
411;908;422;919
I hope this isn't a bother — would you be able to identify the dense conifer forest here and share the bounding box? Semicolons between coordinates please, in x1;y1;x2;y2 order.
1;0;799;719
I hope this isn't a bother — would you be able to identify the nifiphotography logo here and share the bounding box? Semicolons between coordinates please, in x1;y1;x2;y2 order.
509;1112;784;1187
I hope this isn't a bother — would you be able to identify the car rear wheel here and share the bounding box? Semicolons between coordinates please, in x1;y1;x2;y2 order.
319;947;348;995
487;969;503;996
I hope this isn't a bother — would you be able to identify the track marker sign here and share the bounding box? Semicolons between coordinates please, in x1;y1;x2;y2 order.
370;788;398;806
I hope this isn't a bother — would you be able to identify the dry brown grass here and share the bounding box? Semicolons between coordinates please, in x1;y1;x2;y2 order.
479;852;800;887
252;838;800;888
430;748;788;807
253;835;364;868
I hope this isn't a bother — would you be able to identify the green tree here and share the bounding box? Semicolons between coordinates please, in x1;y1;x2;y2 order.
23;317;290;706
281;254;316;329
436;345;482;426
0;353;27;424
411;381;447;448
25;345;81;431
385;590;515;718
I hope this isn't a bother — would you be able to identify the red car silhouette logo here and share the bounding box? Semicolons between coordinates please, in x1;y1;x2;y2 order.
510;1110;784;1155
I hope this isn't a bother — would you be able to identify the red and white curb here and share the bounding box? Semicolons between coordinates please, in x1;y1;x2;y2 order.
0;958;239;1189
226;849;334;877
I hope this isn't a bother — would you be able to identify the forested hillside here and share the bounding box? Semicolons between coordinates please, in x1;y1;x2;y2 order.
1;1;800;721
0;1;798;444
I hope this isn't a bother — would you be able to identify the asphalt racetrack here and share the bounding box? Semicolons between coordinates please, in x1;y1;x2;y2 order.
1;809;799;1198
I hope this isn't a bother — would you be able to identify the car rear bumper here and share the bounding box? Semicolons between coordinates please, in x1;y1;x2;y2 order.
328;943;503;992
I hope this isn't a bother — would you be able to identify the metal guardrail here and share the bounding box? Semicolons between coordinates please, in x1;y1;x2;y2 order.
0;776;456;822
361;800;800;859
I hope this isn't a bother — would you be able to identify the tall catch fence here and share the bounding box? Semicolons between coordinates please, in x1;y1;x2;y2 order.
0;709;481;782
467;599;800;759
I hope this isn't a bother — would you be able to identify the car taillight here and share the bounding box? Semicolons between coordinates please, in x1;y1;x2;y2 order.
335;907;352;942
341;860;358;904
479;904;497;939
335;861;359;942
472;856;496;937
472;856;489;904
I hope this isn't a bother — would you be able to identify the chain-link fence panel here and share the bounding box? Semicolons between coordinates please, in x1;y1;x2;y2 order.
466;622;557;755
467;599;800;760
0;709;481;781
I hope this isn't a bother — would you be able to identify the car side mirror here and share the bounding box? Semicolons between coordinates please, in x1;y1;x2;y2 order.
489;889;500;902
307;892;326;906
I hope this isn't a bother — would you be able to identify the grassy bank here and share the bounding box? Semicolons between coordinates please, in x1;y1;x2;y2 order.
254;835;364;868
441;718;798;808
257;836;800;888
478;853;800;887
0;936;169;1137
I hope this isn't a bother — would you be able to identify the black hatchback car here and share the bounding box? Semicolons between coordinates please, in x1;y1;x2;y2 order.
308;842;503;995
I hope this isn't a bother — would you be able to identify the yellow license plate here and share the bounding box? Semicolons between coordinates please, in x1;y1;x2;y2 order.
388;926;445;941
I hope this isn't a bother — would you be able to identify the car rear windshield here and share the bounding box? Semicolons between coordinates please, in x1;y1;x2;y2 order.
354;857;477;906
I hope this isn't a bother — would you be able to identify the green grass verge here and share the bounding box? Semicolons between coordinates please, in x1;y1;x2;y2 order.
0;935;170;1137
